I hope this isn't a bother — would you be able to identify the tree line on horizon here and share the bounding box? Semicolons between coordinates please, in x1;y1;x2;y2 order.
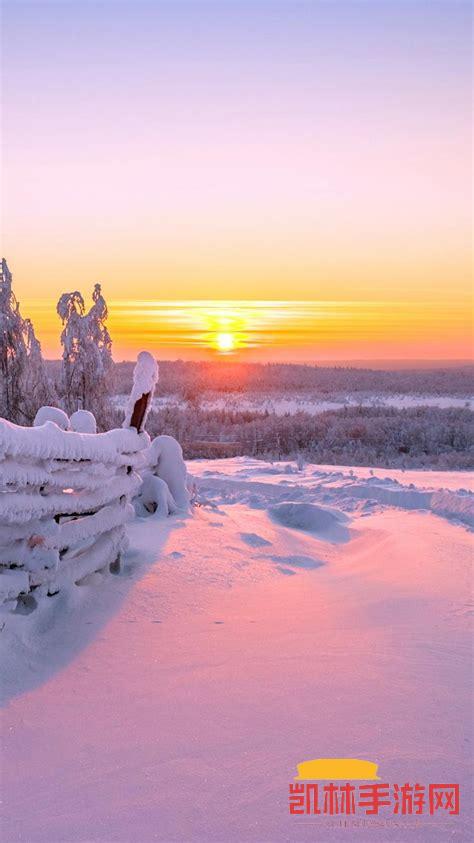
108;360;473;400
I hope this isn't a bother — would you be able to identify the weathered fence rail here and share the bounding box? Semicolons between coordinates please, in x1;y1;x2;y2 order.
0;352;158;612
0;422;148;609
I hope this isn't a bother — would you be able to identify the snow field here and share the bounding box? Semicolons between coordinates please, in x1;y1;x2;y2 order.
1;456;472;842
193;457;474;528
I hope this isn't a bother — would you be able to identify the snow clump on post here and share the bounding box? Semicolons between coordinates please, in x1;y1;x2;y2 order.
122;351;158;433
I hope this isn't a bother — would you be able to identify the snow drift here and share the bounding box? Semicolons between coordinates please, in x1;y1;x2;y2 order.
268;501;351;543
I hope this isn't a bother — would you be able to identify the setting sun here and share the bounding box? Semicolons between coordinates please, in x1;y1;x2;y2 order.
215;332;236;353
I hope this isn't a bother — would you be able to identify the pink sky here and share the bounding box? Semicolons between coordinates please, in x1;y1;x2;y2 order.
2;1;472;361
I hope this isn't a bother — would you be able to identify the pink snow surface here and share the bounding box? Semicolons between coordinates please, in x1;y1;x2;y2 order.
1;459;472;842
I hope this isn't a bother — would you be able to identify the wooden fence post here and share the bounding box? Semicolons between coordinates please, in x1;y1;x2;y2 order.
129;391;151;433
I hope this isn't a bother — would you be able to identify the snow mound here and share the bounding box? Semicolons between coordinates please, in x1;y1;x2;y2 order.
343;481;474;527
268;502;351;543
70;409;97;434
431;489;474;528
136;473;178;518
147;435;190;511
33;406;70;430
343;481;432;510
268;554;325;569
240;532;272;547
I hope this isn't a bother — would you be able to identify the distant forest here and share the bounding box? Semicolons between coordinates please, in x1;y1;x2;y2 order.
40;360;474;468
45;360;474;399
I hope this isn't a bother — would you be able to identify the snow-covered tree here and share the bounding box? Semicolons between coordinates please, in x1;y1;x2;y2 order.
57;282;113;427
0;258;55;423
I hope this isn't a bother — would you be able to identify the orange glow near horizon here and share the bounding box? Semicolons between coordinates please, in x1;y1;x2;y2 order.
19;298;473;363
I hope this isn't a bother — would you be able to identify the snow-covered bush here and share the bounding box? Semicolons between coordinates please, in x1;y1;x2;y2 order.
0;259;56;424
57;283;113;429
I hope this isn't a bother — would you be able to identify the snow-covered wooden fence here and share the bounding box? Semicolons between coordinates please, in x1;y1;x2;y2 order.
0;352;158;612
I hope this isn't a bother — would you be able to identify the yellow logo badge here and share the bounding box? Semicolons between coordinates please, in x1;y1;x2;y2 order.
295;758;380;781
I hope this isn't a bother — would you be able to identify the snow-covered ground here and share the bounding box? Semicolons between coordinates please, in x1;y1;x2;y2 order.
2;458;472;842
113;391;473;416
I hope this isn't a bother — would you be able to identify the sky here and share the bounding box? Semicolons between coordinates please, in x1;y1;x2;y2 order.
2;0;472;362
